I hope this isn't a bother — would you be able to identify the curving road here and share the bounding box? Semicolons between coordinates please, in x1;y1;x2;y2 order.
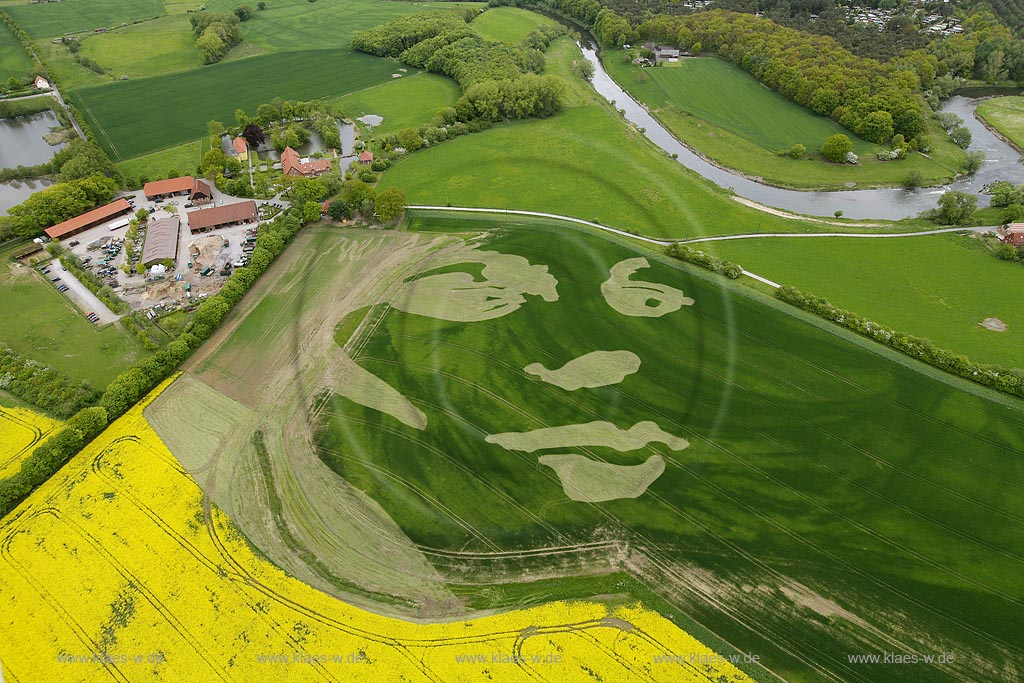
406;205;986;290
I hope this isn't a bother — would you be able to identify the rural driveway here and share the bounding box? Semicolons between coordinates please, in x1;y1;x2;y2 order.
52;264;118;324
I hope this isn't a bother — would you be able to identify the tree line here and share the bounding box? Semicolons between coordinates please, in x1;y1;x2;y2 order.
0;348;99;418
191;11;243;64
352;11;566;121
6;174;118;238
775;285;1024;399
637;11;925;144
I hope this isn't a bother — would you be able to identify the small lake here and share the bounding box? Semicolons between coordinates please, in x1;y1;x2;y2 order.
0;110;66;170
0;177;53;216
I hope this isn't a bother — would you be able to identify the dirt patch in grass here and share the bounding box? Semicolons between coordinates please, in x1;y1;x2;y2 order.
601;257;693;318
486;420;689;453
539;453;665;502
525;350;640;391
188;235;225;267
389;244;558;322
980;317;1008;332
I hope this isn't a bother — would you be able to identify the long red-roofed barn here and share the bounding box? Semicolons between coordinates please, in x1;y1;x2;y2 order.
43;198;133;240
186;201;258;233
144;176;197;200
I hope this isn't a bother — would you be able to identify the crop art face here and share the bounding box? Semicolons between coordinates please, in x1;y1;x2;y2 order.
336;245;694;503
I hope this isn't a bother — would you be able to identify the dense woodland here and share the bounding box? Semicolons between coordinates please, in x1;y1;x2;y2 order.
352;12;567;120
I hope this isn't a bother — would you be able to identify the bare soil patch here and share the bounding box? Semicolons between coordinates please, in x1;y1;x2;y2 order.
601;257;693;318
487;420;689;453
980;317;1008;332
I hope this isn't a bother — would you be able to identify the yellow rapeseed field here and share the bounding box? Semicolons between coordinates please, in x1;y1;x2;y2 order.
0;377;755;682
0;405;62;480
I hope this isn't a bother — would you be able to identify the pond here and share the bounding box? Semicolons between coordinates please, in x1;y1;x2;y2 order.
0;110;66;171
0;177;53;216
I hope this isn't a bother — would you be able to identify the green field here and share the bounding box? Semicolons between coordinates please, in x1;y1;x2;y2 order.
329;72;461;136
0;247;147;387
116;138;204;183
976;96;1024;150
603;55;964;190
4;0;165;38
69;49;402;160
77;14;203;81
704;233;1024;369
0;20;32;82
471;6;556;43
297;217;1023;683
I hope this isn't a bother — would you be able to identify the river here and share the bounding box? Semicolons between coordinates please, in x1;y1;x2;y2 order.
580;45;1024;220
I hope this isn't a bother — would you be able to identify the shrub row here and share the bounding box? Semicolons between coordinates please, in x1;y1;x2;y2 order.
775;285;1024;398
52;249;130;315
664;242;743;278
0;347;99;417
0;208;312;518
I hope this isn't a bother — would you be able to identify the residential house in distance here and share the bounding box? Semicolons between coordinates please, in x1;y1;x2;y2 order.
358;151;374;165
186;200;258;233
43;198;132;240
232;137;248;161
1002;223;1024;247
33;75;50;90
281;146;331;177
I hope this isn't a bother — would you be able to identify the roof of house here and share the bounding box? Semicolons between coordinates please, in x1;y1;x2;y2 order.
144;176;195;198
141;216;180;264
192;179;213;198
44;198;132;239
358;151;374;161
187;200;258;231
281;146;331;175
232;137;248;155
1006;223;1024;233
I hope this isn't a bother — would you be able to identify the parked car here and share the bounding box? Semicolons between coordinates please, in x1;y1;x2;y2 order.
69;240;80;247
51;277;61;282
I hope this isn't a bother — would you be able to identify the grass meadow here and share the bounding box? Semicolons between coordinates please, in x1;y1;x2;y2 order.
77;13;203;81
4;0;165;38
704;233;1024;369
115;138;204;182
0;20;32;81
309;218;1024;683
329;73;461;136
976;96;1024;149
70;49;400;159
0;246;147;387
603;56;964;190
470;6;557;43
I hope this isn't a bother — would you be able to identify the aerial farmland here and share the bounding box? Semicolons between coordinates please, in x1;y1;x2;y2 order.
0;1;1022;682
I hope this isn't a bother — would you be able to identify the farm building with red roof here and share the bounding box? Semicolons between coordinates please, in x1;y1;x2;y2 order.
281;146;332;177
43;198;132;240
186;200;258;233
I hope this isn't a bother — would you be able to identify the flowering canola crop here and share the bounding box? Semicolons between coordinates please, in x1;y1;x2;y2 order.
0;378;754;682
0;405;62;480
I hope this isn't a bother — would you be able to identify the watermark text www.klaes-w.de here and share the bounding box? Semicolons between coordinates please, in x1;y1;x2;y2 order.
454;652;563;665
256;652;368;665
847;651;956;665
653;651;761;666
56;653;165;665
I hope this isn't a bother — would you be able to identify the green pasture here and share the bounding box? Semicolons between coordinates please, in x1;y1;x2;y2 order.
0;20;32;82
116;138;204;183
705;233;1024;369
976;96;1024;150
307;219;1023;683
4;0;165;39
604;55;964;190
471;6;556;43
69;49;400;160
0;246;146;387
381;104;830;240
200;0;482;52
78;13;202;80
329;73;460;136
